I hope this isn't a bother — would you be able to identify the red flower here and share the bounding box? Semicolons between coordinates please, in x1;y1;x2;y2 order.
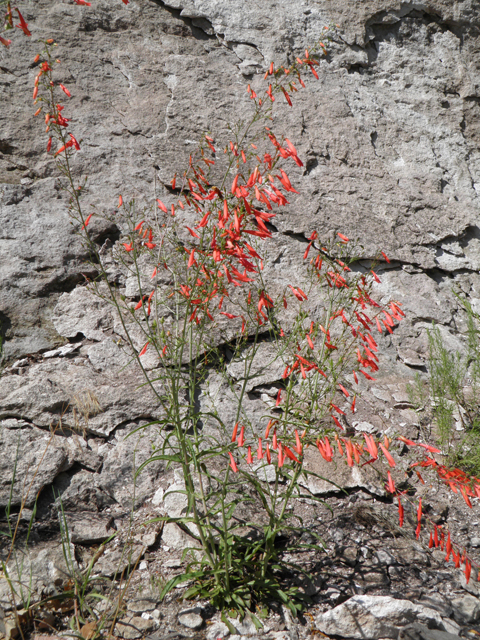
398;496;404;527
60;84;71;97
15;9;31;36
294;429;302;455
228;452;238;473
139;342;149;356
257;437;263;460
332;415;344;430
277;443;284;468
81;214;92;229
465;559;472;584
386;471;395;494
237;426;245;447
69;133;80;150
284;446;300;464
156;199;167;213
186;226;199;238
379;443;395;467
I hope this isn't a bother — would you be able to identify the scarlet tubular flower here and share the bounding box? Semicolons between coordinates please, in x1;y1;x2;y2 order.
277;443;284;468
294;429;302;455
0;35;12;48
364;434;378;460
81;214;92;229
379;442;396;467
139;342;149;356
237;426;245;447
398;496;404;527
284;446;300;464
332;415;344;430
415;498;422;539
15;9;31;36
257;437;263;460
386;471;395;494
229;452;238;473
265;419;275;439
317;438;332;462
231;422;239;443
445;532;452;561
246;446;253;464
465;559;472;584
156;199;168;213
74;0;92;4
60;84;71;97
69;133;80;150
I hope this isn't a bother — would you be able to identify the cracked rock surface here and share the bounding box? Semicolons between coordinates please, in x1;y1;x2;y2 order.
2;0;480;638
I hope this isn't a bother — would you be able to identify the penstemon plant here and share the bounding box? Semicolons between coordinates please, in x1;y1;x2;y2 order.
32;35;479;627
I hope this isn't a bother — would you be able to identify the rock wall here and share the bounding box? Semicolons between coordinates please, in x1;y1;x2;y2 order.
1;0;480;635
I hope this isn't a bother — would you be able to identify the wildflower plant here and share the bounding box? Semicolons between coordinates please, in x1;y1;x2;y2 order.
31;34;480;627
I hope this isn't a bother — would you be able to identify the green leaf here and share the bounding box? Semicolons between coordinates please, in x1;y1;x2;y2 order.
221;612;237;634
159;571;204;600
249;612;263;629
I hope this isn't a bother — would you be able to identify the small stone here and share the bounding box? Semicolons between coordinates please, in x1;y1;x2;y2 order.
178;608;203;630
206;621;229;639
164;558;183;569
371;388;391;403
142;532;158;547
127;598;158;613
151;487;164;506
116;616;156;639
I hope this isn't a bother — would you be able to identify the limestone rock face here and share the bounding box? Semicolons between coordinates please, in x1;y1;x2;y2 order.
1;0;480;627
